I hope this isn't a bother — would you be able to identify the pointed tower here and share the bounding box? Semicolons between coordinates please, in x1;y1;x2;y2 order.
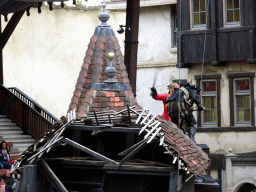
68;2;138;118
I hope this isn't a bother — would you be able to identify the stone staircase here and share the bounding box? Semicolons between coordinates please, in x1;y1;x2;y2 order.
0;114;35;155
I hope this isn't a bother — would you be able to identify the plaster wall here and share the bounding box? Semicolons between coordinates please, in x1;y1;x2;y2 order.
187;62;256;154
2;4;182;120
2;6;125;119
136;5;187;116
231;166;256;192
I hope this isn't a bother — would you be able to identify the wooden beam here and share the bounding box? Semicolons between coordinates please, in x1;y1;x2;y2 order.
62;138;118;165
124;0;140;97
0;9;25;50
0;18;2;85
38;159;69;192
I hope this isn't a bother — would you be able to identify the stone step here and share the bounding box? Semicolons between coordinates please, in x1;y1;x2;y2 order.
0;126;21;130
0;122;17;126
2;134;33;139
4;138;35;143
13;143;34;148
0;118;12;122
0;130;24;134
0;114;7;118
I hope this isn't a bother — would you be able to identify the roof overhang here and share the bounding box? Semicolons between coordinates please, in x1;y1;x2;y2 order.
106;0;177;10
0;0;68;14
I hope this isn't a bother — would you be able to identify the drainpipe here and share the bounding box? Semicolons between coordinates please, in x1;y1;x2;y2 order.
124;0;140;97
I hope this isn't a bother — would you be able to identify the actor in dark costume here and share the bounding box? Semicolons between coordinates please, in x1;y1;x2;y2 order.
166;83;204;141
150;83;180;122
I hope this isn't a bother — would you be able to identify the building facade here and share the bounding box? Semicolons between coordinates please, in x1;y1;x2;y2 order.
177;0;256;191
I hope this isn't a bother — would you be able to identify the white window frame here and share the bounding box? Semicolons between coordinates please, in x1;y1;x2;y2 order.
190;0;207;29
234;78;251;125
201;80;218;126
223;0;240;27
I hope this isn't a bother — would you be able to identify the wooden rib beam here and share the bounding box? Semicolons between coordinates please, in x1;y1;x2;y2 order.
0;9;25;50
118;138;147;156
117;138;149;169
38;159;68;192
61;138;118;165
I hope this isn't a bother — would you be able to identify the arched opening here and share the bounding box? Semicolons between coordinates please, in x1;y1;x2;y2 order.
237;183;256;192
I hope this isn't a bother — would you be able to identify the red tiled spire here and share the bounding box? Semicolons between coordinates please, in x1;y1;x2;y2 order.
68;7;137;118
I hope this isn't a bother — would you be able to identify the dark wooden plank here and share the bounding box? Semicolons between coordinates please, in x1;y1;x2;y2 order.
211;0;217;63
227;72;255;78
250;76;255;126
240;0;245;26
182;0;190;30
197;126;256;132
228;76;234;126
217;78;221;127
0;9;25;50
254;0;256;26
104;164;175;175
72;129;81;157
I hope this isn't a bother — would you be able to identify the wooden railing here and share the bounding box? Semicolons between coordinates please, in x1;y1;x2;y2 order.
0;84;60;139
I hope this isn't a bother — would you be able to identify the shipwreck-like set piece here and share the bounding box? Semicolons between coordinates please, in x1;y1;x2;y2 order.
10;106;211;192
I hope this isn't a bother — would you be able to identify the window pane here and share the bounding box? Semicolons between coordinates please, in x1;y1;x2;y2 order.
234;10;240;22
204;81;216;92
238;109;244;121
193;0;199;12
227;0;233;9
194;13;200;25
237;80;250;91
245;109;251;121
237;95;243;108
212;110;217;122
204;97;211;109
244;95;250;108
234;0;239;8
211;97;217;109
227;10;233;22
205;110;211;122
200;0;206;11
200;12;206;24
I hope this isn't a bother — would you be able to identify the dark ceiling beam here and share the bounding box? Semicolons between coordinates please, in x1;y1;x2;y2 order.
124;0;140;97
0;9;25;50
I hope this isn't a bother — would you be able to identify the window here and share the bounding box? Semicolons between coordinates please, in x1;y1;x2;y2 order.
228;73;255;127
191;0;206;27
195;74;221;127
202;81;217;124
225;0;240;25
235;79;250;123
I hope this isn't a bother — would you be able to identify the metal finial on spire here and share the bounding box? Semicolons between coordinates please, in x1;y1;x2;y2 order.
98;0;110;26
104;52;118;83
102;0;106;12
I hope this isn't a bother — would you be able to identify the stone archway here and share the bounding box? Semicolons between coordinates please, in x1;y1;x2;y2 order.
237;183;256;192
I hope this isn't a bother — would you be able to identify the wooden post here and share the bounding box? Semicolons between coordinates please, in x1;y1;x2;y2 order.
0;18;3;85
0;10;25;85
124;0;140;97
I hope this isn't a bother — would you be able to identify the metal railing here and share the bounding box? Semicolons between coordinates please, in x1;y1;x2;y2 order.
0;84;60;139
